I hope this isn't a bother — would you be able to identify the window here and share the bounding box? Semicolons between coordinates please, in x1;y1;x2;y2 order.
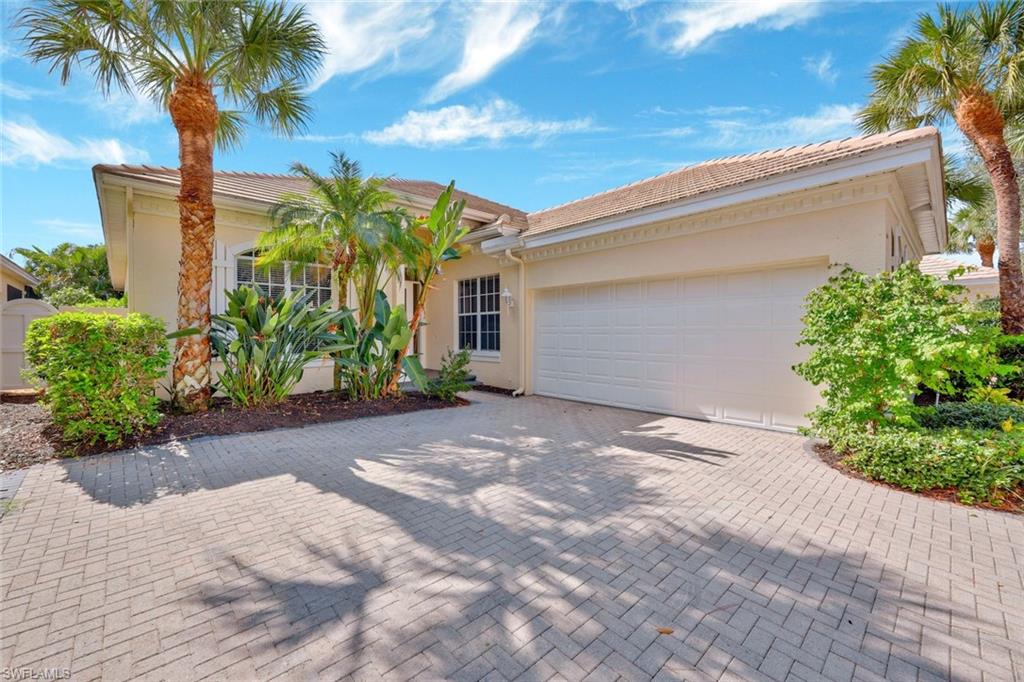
458;275;500;354
235;250;332;307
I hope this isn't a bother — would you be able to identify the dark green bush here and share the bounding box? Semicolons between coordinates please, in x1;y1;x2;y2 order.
915;401;1024;430
842;425;1024;505
24;312;170;445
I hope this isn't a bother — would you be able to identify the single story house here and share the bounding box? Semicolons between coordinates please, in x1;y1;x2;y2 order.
93;127;946;431
918;254;999;300
2;254;40;302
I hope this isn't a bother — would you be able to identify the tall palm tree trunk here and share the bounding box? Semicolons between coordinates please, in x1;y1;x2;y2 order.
169;76;218;411
956;89;1024;334
332;255;353;391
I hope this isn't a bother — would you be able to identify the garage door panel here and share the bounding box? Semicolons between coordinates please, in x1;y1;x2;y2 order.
771;264;827;294
682;302;718;327
724;270;771;296
682;275;718;298
646;278;679;300
533;263;824;431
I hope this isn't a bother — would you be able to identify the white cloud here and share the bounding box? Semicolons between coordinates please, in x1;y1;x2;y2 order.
363;99;593;148
706;103;859;149
100;91;164;127
0;81;47;101
307;2;437;90
663;0;822;54
35;218;103;239
426;2;542;103
803;51;838;85
1;118;149;167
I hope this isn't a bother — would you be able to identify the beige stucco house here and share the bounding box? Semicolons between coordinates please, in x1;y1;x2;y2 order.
94;127;946;431
1;254;40;302
919;254;999;300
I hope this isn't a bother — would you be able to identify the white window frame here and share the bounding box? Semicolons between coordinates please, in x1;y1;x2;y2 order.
233;248;332;308
456;274;501;360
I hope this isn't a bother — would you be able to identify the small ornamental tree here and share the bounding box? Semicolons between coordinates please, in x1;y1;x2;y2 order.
794;263;1011;434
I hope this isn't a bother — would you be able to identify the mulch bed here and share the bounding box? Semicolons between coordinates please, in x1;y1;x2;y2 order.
811;442;1023;515
472;384;518;397
0;392;466;471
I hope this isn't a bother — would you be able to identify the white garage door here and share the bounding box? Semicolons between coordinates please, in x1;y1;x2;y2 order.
533;263;826;431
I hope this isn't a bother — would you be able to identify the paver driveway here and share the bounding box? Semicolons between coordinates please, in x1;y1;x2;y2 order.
2;392;1022;681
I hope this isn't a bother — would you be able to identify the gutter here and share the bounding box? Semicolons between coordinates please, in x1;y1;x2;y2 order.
504;246;527;397
462;214;522;244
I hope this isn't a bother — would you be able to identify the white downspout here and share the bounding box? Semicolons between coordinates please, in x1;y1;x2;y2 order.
504;247;527;397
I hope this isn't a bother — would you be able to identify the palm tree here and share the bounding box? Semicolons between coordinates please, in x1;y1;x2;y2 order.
261;154;397;313
260;153;405;389
949;202;998;266
859;0;1024;333
17;1;325;411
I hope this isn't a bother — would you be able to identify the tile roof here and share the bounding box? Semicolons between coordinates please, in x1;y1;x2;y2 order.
918;254;998;282
93;165;529;229
96;127;941;242
524;127;941;236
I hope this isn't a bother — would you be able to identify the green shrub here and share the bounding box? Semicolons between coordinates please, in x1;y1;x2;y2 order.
914;401;1024;430
994;334;1024;399
211;285;351;407
426;348;472;402
841;425;1024;505
46;286;127;308
794;263;1011;432
24;312;170;444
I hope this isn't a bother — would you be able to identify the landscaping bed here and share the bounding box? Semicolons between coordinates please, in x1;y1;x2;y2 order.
0;392;466;471
811;441;1023;514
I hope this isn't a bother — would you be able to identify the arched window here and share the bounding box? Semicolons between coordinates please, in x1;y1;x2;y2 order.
234;251;332;307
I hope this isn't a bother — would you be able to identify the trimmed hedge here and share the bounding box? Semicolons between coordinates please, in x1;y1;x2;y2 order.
842;425;1024;505
24;312;170;445
914;402;1024;430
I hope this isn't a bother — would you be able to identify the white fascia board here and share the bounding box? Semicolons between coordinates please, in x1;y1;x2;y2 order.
480;234;523;255
522;141;941;251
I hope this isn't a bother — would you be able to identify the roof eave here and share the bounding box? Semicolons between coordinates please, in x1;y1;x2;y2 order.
518;135;946;253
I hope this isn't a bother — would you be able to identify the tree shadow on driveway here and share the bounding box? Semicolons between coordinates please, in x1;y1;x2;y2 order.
42;396;1020;679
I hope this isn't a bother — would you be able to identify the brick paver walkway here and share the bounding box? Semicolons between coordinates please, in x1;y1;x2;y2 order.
2;392;1022;681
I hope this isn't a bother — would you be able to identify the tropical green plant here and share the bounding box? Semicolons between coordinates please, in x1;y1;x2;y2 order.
794;263;1011;432
13;243;120;300
261;153;399;310
23;312;170;445
210;285;351;407
18;0;325;412
260;152;409;389
334;291;426;401
859;0;1024;333
385;181;469;394
425;348;472;403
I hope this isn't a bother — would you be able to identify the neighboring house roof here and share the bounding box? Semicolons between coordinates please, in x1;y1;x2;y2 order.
93;164;530;229
919;254;999;285
1;254;40;287
525;127;942;237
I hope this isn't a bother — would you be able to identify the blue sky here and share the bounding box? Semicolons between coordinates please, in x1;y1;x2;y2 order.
1;0;965;263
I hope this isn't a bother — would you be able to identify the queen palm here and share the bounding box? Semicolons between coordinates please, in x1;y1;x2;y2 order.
17;0;325;411
260;153;407;388
859;0;1024;333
